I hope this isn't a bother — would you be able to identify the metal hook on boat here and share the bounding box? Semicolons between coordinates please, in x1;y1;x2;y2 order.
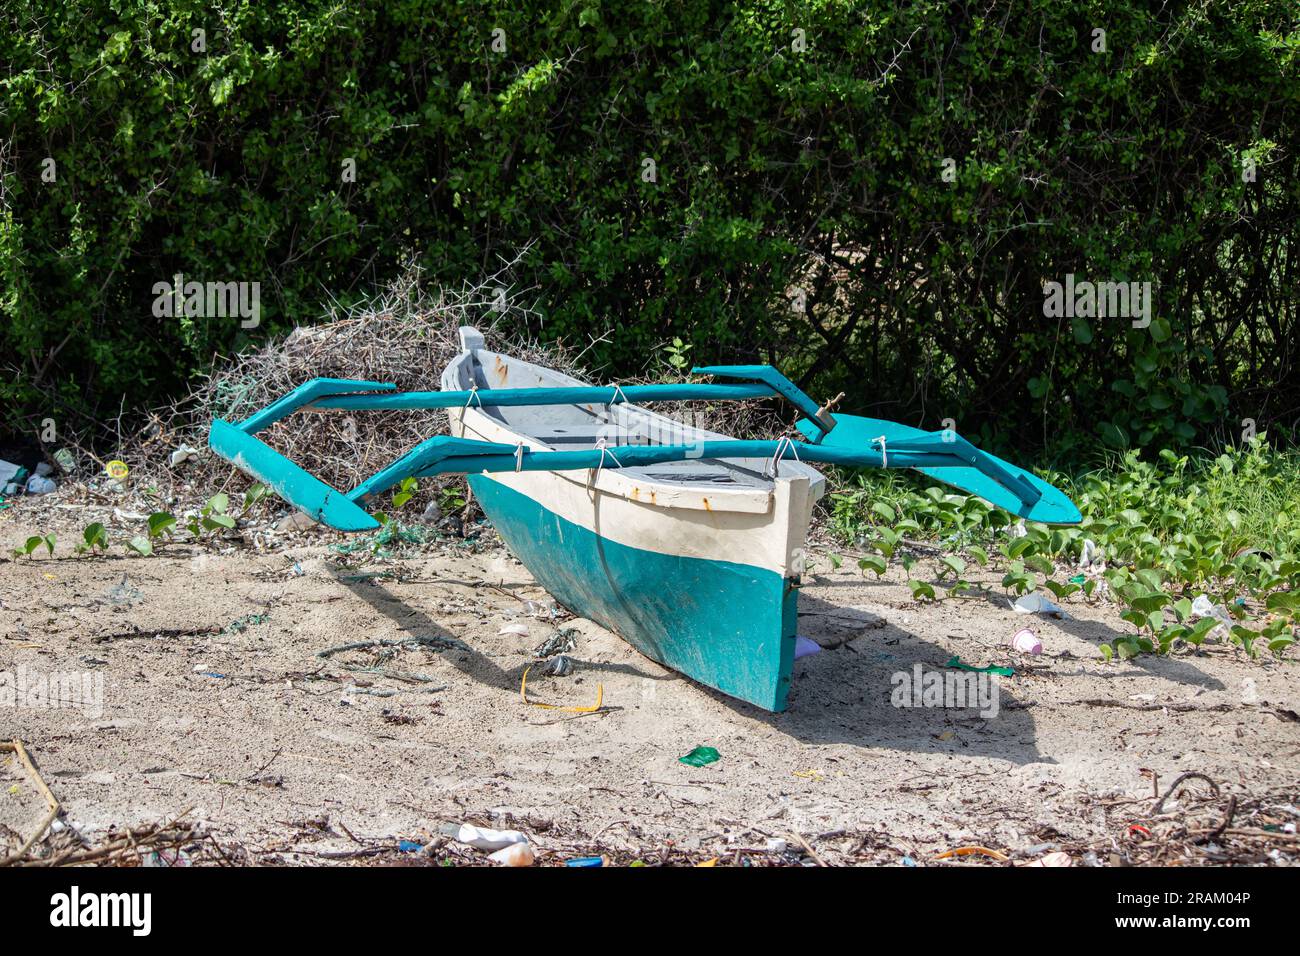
766;434;803;478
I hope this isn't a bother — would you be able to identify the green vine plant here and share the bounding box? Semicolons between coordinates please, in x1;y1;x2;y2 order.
437;482;467;515
184;492;238;541
660;337;693;374
8;483;271;561
829;441;1299;661
367;477;419;555
127;511;179;556
11;533;55;560
74;523;109;555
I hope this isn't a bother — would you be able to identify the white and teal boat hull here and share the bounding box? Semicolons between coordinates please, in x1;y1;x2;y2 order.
443;329;824;712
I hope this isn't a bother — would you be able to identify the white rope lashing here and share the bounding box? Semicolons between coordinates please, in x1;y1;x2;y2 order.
873;435;888;468
456;383;483;437
588;437;624;488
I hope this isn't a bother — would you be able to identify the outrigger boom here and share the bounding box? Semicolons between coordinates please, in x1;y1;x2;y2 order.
208;365;1082;532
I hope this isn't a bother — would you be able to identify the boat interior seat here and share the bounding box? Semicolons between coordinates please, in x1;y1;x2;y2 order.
458;350;791;491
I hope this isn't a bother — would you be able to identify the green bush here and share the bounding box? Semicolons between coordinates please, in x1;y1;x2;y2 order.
1;1;1296;454
826;436;1300;658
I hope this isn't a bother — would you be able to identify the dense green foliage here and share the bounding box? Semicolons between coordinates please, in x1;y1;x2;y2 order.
1;1;1297;454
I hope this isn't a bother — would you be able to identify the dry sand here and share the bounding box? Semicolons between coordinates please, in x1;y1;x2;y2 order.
1;499;1296;866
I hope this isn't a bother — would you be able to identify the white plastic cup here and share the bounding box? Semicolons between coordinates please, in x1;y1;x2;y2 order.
1011;628;1042;655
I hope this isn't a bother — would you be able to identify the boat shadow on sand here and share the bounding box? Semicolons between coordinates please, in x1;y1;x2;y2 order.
341;575;1050;764
958;586;1228;693
338;577;662;701
799;579;1227;694
714;592;1055;765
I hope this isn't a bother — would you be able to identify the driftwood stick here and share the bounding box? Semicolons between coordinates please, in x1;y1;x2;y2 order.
1196;795;1238;845
0;740;62;865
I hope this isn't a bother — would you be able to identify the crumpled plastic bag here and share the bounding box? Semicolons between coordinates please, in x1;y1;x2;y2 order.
1190;594;1233;641
1009;592;1069;618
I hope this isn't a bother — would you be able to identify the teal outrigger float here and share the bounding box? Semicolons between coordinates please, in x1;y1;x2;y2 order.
210;327;1080;711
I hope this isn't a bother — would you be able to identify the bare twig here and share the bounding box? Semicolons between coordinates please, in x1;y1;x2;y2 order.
786;829;829;867
1152;771;1220;816
0;740;61;865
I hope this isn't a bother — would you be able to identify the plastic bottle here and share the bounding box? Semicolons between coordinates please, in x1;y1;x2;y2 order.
52;448;77;474
26;474;57;494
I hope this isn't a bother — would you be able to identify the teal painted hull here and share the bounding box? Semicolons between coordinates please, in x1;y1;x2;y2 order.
470;475;798;711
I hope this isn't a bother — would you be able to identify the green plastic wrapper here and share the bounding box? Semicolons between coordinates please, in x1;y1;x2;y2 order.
944;656;1015;677
679;746;721;767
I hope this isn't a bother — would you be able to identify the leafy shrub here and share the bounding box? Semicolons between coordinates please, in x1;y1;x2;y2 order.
0;1;1296;455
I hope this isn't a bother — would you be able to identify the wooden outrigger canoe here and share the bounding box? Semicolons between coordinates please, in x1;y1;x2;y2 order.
441;327;826;710
208;325;1080;711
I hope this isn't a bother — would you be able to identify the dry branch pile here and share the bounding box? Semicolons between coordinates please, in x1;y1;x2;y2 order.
125;265;575;501
105;263;775;515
